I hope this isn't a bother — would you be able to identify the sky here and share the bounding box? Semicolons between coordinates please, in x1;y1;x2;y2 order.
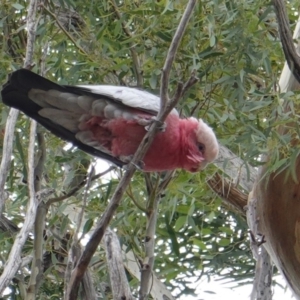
179;275;295;300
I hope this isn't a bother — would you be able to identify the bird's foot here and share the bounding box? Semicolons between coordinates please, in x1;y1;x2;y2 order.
136;116;166;132
121;155;145;170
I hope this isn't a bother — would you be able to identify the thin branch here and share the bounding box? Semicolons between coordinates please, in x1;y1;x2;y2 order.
126;185;147;212
64;166;96;299
82;270;97;300
64;242;82;300
158;171;175;194
26;132;47;300
42;4;88;56
78;165;95;242
138;172;174;299
40;41;50;77
23;0;38;69
139;193;160;299
247;191;273;300
0;0;40;216
207;173;247;216
0;109;19;215
160;0;197;113
110;0;143;87
46;166;115;206
0;121;39;294
123;249;176;300
215;145;257;192
0;0;38;293
66;1;198;298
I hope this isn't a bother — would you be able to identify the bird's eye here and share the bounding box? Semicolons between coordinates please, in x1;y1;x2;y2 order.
198;143;205;153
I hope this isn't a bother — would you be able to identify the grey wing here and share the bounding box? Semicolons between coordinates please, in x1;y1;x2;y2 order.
1;69;126;166
73;85;178;116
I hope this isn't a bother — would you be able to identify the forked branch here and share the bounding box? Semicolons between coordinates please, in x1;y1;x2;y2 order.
66;1;198;298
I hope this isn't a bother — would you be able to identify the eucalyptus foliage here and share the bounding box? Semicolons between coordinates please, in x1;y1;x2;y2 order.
0;0;296;298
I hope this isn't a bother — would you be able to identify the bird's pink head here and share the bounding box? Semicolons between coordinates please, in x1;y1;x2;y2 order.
181;118;219;172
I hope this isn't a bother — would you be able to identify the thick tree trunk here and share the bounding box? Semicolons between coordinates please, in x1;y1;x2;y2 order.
252;3;300;297
256;164;300;299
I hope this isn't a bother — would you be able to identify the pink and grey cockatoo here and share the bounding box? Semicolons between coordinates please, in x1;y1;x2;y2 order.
1;69;219;172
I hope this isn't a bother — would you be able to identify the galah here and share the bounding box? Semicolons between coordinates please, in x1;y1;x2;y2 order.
1;69;219;172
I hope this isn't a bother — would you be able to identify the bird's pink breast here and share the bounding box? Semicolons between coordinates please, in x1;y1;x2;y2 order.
86;113;186;171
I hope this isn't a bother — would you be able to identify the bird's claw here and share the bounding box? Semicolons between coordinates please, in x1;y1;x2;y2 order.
136;116;166;132
121;155;145;170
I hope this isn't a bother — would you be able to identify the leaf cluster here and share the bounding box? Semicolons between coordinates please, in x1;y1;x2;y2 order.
0;0;297;298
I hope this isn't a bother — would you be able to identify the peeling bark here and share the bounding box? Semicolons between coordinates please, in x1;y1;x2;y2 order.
253;2;300;298
256;166;300;299
104;228;134;300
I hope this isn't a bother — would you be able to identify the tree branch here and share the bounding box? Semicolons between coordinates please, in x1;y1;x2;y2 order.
215;145;257;192
23;0;38;69
64;166;96;299
110;0;143;87
26;132;47;300
0;121;39;294
0;109;19;215
46;166;115;206
66;1;198;298
42;4;88;56
160;0;197;112
273;0;300;84
0;0;38;294
139;192;160;299
104;228;134;300
207;172;247;216
123;248;176;300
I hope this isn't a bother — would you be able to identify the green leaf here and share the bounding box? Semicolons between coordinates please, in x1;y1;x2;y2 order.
192;238;207;250
218;238;231;247
174;216;187;231
12;3;24;10
82;218;94;235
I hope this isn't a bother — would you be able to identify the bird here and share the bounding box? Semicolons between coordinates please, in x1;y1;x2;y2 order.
1;69;219;172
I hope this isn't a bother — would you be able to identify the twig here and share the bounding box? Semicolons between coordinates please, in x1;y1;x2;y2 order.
160;0;197;113
46;166;115;206
158;171;175;194
65;1;198;298
0;109;19;215
40;41;49;76
78;165;95;242
24;0;38;69
139;186;160;299
0;121;39;294
26;132;47;300
273;0;300;83
138;171;174;299
247;191;273;300
64;165;96;299
126;185;147;212
207;173;247;216
34;132;46;190
110;0;143;87
42;4;88;56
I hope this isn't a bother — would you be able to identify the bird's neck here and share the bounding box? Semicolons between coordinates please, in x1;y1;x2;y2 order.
178;117;199;147
177;117;200;169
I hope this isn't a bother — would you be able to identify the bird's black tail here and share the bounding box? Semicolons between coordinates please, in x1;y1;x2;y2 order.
2;69;67;119
1;69;124;167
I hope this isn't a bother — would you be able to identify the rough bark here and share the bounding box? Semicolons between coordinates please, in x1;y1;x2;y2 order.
256;165;300;299
104;228;134;300
254;2;300;298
